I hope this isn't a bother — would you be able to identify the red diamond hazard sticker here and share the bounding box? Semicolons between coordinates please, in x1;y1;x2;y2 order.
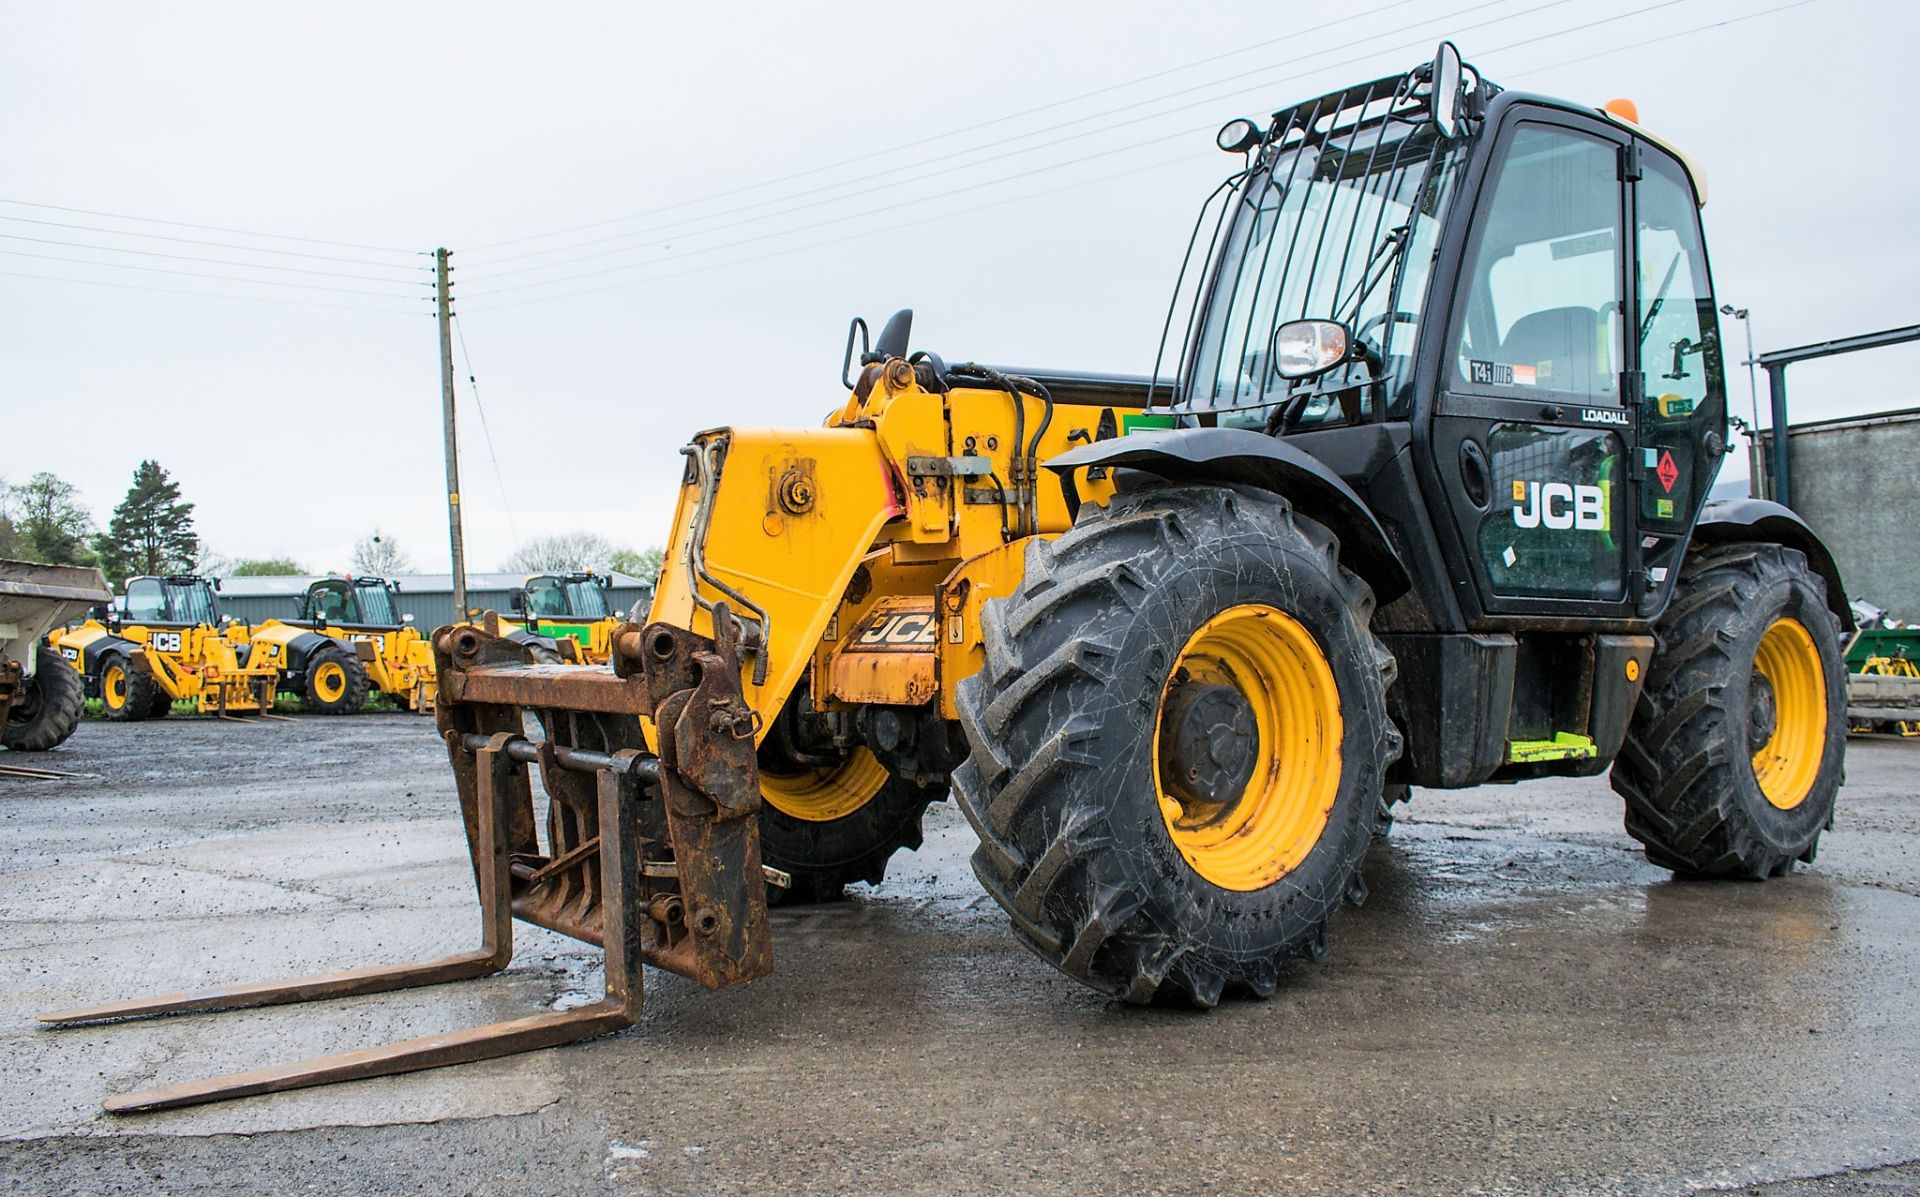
1656;449;1679;493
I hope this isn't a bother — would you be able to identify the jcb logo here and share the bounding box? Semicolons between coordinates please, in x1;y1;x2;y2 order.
854;611;939;651
151;631;183;653
59;646;78;661
1512;481;1608;531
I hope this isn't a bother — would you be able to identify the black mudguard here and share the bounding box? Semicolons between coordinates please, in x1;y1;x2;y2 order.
1692;497;1851;631
1047;426;1411;603
283;630;346;672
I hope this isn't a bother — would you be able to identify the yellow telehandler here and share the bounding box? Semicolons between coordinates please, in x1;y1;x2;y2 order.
236;575;435;712
47;45;1853;1113
49;575;282;719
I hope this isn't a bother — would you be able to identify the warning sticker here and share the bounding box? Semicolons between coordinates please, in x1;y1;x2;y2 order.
1655;498;1675;519
1656;449;1679;493
1511;364;1537;386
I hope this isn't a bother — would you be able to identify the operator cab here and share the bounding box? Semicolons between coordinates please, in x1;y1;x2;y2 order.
302;576;405;628
1159;43;1726;633
121;575;222;627
515;572;611;622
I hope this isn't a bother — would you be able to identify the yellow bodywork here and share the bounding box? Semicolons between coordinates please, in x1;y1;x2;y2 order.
51;619;280;714
232;620;438;711
646;362;1124;737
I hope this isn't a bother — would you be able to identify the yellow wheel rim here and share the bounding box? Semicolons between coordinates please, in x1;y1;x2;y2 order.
761;747;890;822
1751;617;1827;810
1153;603;1343;892
313;661;348;704
102;664;126;709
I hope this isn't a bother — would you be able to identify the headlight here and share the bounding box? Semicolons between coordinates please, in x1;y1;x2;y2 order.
1272;319;1351;379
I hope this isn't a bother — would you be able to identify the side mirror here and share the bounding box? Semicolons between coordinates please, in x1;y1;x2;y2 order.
1430;41;1463;139
508;590;526;613
401;613;415;625
1271;319;1354;380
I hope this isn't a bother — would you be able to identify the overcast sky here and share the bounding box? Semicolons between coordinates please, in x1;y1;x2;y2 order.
3;0;1913;574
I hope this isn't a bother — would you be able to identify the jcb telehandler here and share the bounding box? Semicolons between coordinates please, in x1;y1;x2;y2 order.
236;575;434;713
49;575;283;719
48;46;1852;1113
499;570;624;664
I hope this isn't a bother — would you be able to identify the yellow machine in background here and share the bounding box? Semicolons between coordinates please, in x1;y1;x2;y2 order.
235;576;435;713
49;575;280;719
496;571;624;664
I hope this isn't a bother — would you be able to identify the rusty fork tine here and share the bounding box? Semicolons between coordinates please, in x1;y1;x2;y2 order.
100;1000;635;1114
51;733;648;1115
36;951;505;1026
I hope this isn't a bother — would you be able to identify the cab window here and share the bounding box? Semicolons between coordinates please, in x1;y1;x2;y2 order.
1635;150;1724;528
526;579;569;618
125;579;165;622
1454;123;1624;403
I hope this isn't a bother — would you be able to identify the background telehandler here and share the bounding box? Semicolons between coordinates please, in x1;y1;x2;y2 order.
236;575;433;712
49;575;284;719
48;44;1853;1113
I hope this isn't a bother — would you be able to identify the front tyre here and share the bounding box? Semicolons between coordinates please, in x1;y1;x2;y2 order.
953;484;1399;1006
3;647;87;751
757;738;943;905
1612;542;1847;877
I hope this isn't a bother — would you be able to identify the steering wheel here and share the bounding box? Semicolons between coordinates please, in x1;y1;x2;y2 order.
1355;309;1417;351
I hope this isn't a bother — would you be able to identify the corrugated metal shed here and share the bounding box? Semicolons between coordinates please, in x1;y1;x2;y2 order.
214;572;655;629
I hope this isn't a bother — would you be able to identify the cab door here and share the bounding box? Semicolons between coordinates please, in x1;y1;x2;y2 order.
1424;113;1641;623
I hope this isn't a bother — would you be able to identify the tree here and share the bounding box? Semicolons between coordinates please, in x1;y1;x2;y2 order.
7;472;97;566
608;545;665;584
500;532;614;574
231;557;306;576
97;460;198;586
353;528;412;576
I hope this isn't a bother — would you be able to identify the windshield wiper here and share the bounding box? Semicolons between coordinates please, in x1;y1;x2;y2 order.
1339;223;1410;326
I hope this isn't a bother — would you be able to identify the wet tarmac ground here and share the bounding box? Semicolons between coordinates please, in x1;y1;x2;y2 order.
2;715;1918;1195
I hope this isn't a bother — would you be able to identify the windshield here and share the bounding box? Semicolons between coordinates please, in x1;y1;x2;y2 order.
163;580;217;625
354;583;399;624
563;580;609;618
1173;83;1463;427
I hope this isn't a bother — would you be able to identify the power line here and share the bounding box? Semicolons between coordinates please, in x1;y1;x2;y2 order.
0;196;420;256
461;0;1682;301
459;0;1442;259
0;268;423;315
0;231;435;287
449;313;522;550
461;0;1549;274
464;150;1214;314
0;247;433;299
464;0;1822;316
0;212;431;271
1504;0;1819;78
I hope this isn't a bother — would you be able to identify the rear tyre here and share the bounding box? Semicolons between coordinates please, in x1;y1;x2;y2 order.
952;484;1399;1006
1612;542;1846;878
3;647;87;751
757;734;943;905
302;646;370;714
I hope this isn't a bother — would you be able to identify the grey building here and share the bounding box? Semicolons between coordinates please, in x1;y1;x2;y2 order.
1753;406;1920;622
214;572;656;629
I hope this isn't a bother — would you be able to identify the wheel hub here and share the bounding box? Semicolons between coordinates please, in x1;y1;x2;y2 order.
1158;680;1259;814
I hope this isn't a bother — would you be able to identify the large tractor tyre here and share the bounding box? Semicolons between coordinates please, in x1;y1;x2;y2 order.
100;654;166;722
1612;542;1847;878
953;484;1400;1007
3;647;87;752
757;738;944;905
302;646;370;715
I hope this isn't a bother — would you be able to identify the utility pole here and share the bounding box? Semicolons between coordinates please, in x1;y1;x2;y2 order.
435;247;468;618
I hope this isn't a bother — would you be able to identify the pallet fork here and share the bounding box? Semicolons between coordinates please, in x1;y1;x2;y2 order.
40;612;777;1113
